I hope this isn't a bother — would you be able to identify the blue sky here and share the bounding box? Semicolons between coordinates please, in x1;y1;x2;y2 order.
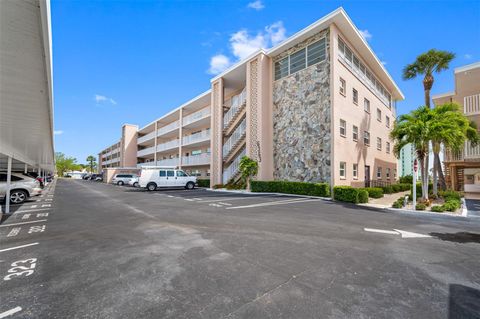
52;0;480;163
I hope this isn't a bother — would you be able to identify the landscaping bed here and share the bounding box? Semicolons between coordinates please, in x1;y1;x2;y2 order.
391;190;464;214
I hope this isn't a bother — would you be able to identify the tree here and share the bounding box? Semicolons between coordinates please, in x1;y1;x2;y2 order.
239;156;258;191
403;49;455;191
55;152;78;176
86;155;97;174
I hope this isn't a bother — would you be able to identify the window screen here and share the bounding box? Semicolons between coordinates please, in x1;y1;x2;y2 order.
289;48;306;74
307;39;326;67
274;57;289;80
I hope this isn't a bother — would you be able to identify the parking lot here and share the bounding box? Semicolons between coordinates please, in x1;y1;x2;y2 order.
1;179;479;318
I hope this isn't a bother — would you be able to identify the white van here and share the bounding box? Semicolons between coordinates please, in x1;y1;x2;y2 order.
138;166;197;191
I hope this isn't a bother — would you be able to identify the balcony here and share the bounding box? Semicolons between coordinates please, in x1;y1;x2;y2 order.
157;139;179;152
223;118;246;159
464;94;480;115
445;142;480;162
182;130;210;146
183;107;210;126
137;146;156;157
223;89;246;129
137;131;156;144
157;120;180;137
137;162;156;168
157;158;179;166
182;153;210;166
222;148;246;184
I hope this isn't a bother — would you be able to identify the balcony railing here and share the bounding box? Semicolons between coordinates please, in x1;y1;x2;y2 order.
183;107;211;126
182;153;210;166
223;89;246;129
103;157;120;165
157;139;179;152
157;120;179;137
223;118;246;158
157;158;179;166
445;141;480;162
137;146;156;157
182;130;210;145
137;162;156;168
464;94;480;115
222;148;246;184
137;131;156;144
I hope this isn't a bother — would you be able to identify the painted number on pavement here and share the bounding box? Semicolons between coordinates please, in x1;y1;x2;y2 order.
28;225;46;233
3;258;37;281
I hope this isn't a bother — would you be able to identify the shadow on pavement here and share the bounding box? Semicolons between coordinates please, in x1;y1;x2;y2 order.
429;232;480;244
449;284;480;318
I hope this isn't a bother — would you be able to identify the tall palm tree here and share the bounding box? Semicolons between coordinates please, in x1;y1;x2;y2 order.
403;49;455;191
86;155;97;174
391;106;432;199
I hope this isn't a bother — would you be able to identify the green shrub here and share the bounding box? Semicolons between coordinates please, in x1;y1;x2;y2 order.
439;190;461;201
333;186;359;203
398;183;411;191
392;184;401;193
392;201;403;208
399;175;413;184
382;185;394;194
364;187;384;198
357;190;369;203
431;205;446;213
443;199;460;212
250;181;330;197
415;203;426;211
197;179;210;188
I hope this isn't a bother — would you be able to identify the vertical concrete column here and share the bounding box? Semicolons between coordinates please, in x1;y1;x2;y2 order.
154;121;158;164
5;156;12;214
210;78;224;185
179;108;183;168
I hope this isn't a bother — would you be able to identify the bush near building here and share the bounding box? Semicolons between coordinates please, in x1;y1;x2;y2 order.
197;179;210;188
357;189;369;203
333;186;360;203
415;203;427;210
363;187;384;198
250;181;330;197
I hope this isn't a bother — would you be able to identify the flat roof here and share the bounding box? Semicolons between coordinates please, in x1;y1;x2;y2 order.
455;61;480;74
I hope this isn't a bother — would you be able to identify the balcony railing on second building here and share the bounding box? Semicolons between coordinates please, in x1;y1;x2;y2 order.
182;130;210;146
464;93;480;115
183;107;211;126
445;141;480;162
182;153;210;166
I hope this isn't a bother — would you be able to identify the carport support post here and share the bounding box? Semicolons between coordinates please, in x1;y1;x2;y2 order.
5;156;12;214
24;163;28;174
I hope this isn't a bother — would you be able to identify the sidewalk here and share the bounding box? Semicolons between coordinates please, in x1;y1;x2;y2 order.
359;191;410;209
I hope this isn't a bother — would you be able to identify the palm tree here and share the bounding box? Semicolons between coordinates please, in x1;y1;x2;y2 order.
403;49;455;191
86;155;97;174
391;106;432;199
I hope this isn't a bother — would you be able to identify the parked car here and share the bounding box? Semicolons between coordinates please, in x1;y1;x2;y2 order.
112;174;137;186
0;172;42;204
128;176;139;187
138;167;196;191
94;174;103;182
82;174;91;180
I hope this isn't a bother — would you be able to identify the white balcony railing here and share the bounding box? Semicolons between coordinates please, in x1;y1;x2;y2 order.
464;94;480;115
445;141;480;162
223;118;246;158
157;121;180;137
182;153;210;166
223;89;246;128
222;148;246;184
183;107;211;126
182;130;210;145
157;139;179;152
137;146;156;157
157;158;179;166
137;162;156;168
103;157;120;165
138;131;156;144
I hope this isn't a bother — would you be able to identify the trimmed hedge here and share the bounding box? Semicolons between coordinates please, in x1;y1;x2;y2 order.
382;185;394;194
363;187;384;198
431;205;446;213
197;179;210;188
358;189;369;203
250;181;330;197
415;203;426;210
333;186;360;203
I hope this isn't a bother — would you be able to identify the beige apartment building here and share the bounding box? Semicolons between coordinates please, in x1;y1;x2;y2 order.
98;8;404;188
98;124;138;169
433;62;480;192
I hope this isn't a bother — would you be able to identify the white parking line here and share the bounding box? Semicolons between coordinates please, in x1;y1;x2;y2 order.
0;307;22;318
0;220;48;228
200;196;271;203
7;208;51;214
364;228;399;235
0;242;39;253
227;198;321;210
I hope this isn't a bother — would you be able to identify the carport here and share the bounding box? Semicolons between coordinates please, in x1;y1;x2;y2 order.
0;0;54;214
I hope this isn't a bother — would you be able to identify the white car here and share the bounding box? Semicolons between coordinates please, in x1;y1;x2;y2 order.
138;167;196;191
127;176;139;187
112;174;137;186
0;172;42;204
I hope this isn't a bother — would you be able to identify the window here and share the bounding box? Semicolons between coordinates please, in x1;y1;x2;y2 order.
340;78;346;96
376;109;382;122
274;56;289;80
377;137;382;150
191;150;202;156
159;170;166;177
353;89;358;104
377;167;382;179
340;162;346;179
353;163;358;179
386;168;391;179
394;169;397;179
386;116;390;128
364;131;370;146
289;48;306;74
364;98;370;113
167;170;175;177
307;38;326;66
340;119;346;137
176;170;188;177
386;142;391;154
0;174;23;181
352;125;358;141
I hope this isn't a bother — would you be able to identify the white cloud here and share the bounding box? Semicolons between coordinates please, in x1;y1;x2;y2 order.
381;61;387;66
247;0;265;10
54;130;63;135
207;21;286;75
464;54;473;59
359;29;372;41
94;94;117;105
208;54;232;74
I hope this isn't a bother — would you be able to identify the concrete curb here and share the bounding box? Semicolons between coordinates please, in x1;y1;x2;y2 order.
385;207;467;218
207;188;332;201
